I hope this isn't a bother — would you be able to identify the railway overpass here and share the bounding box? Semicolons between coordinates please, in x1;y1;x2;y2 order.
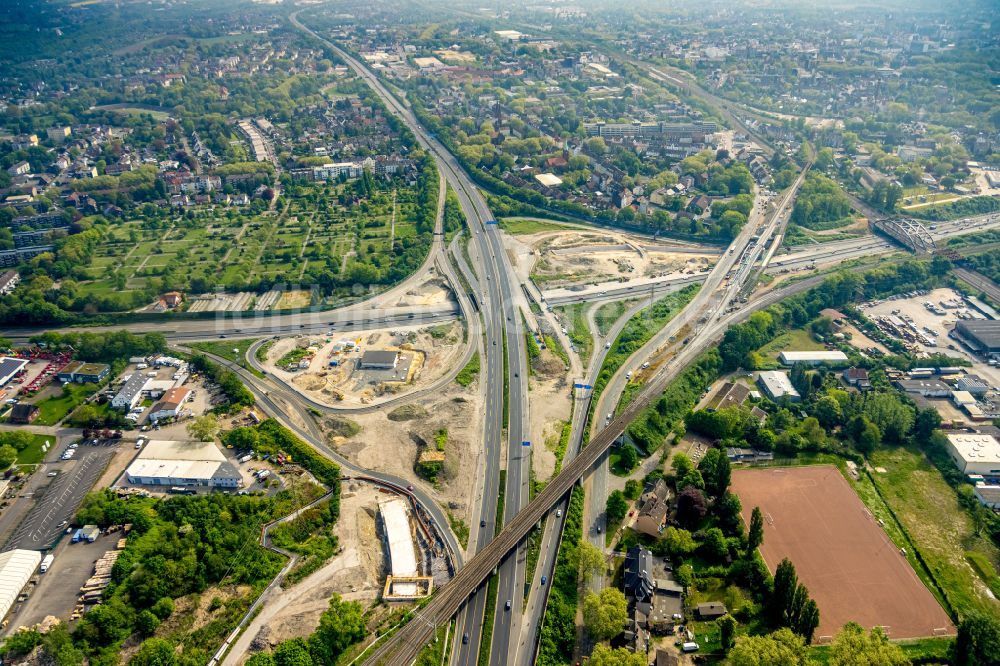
871;217;937;254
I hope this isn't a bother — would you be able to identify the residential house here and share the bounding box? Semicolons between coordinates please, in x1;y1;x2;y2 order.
624;546;655;603
149;387;192;422
634;479;670;537
695;602;728;620
10;403;39;424
687;194;710;214
705;382;750;411
0;271;19;296
843;367;872;391
7;161;30;176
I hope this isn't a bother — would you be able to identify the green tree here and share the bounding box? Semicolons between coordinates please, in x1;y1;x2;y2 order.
619;444;638;472
674;563;695;587
588;645;645;666
606;490;629;524
829;623;908;665
135;609;160;636
309;594;366;664
151;597;174;620
954;611;1000;666
814;395;843;430
246;656;276;666
0;430;35;451
858;421;882;456
0;444;17;469
186;415;219;442
728;628;808;666
769;559;799;626
582;589;629;640
273;639;313;666
128;638;175;666
671;451;693;477
699;447;731;497
578;541;605;580
623;479;642;499
913;407;942;444
748;506;765;552
719;614;738;652
717;492;744;536
660;526;698;556
795;598;820;644
704;527;729;561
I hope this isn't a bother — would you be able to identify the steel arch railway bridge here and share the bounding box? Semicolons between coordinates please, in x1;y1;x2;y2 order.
871;217;936;254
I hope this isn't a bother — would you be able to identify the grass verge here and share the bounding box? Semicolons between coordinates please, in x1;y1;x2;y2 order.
448;511;470;550
190;338;266;378
456;351;480;387
477;574;500;666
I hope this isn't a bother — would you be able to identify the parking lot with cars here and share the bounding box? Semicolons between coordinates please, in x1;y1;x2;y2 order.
2;441;116;551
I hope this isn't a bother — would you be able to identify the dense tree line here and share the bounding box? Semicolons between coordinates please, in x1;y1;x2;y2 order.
790;173;853;230
189;353;256;412
909;196;1000;222
537;486;586;666
28;330;166;363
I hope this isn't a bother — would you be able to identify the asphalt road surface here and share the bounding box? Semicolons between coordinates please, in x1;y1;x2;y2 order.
4;445;114;551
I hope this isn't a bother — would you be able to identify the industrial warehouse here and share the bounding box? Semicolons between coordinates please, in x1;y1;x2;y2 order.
0;549;42;624
953;319;1000;357
125;439;242;489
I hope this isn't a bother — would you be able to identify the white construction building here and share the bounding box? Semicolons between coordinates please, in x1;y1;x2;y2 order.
125;439;242;488
0;549;42;622
379;498;432;599
945;433;1000;479
756;370;801;402
778;350;849;366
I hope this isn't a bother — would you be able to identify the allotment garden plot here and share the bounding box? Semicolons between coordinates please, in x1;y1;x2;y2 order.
732;465;954;641
75;182;425;310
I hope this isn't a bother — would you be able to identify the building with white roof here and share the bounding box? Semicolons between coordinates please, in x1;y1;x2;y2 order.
0;549;42;622
778;350;849;366
126;439;241;488
378;498;430;599
756;371;800;402
945;433;1000;478
535;173;564;188
112;372;149;410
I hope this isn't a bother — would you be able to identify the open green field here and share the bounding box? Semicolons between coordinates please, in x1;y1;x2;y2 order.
864;446;1000;621
106;107;169;120
33;384;97;426
499;217;573;235
189;338;266;377
554;302;593;367
594;299;637;337
16;434;54;465
757;327;826;357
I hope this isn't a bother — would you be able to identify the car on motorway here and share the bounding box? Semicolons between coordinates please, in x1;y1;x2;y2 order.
541;575;547;585
641;362;650;369
462;633;469;644
505;600;511;611
556;509;562;517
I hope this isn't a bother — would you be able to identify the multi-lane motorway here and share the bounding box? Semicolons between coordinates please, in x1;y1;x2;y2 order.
287;11;533;665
